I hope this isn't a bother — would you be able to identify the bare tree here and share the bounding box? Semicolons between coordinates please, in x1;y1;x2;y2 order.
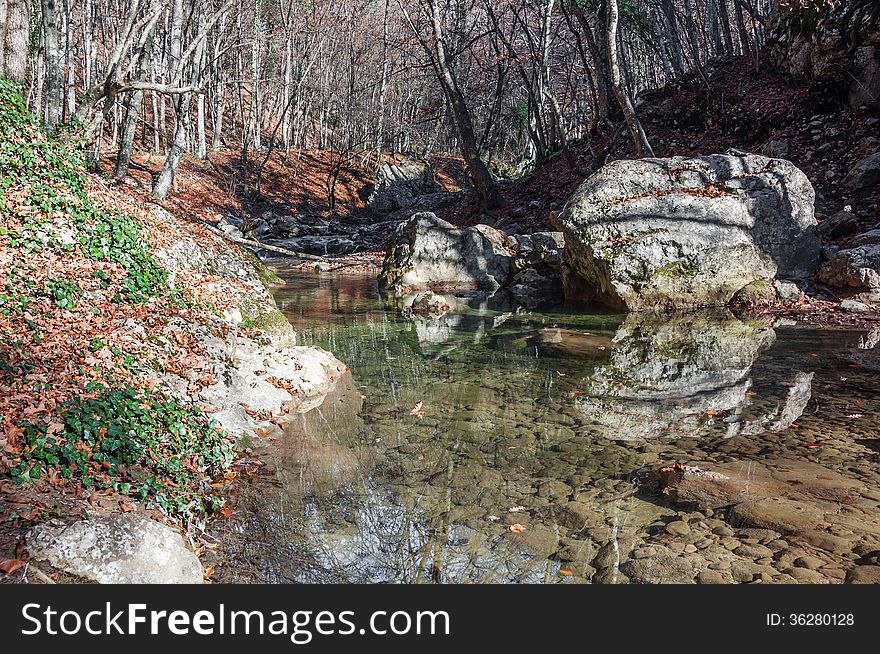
606;0;653;156
407;0;502;210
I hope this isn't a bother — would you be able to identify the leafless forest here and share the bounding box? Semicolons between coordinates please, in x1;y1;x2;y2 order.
1;0;775;205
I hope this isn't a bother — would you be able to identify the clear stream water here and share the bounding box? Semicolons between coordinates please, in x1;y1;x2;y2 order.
211;268;880;583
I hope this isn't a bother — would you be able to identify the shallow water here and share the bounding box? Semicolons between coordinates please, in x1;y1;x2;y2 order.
212;269;880;584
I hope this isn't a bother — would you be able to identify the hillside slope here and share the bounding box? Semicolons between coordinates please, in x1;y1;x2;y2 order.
0;80;346;580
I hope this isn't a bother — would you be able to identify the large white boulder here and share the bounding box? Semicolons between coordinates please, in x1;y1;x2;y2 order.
559;153;820;310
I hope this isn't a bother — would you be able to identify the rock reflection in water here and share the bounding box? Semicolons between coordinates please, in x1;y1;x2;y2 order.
575;312;813;440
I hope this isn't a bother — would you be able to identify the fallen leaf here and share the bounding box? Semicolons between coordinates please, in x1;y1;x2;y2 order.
508;523;526;533
559;569;573;576
0;558;27;574
218;506;234;519
45;422;64;436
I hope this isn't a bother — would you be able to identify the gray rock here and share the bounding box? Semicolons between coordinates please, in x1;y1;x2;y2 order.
559;153;819;310
620;552;697;584
733;543;775;559
513;232;565;270
150;205;295;347
729;498;824;534
592;538;637;570
656;458;860;526
379;212;514;292
27;514;203;584
555;539;597;564
784;567;830;583
367;159;441;214
508;268;564;310
817;208;860;238
554;501;602;530
507;525;560;558
844;152;880;195
845;565;880;584
665;520;691;536
410;291;450;315
774;280;805;301
760;139;790;159
766;1;880;109
697;569;729;584
841;299;871;313
156;319;347;437
851;229;880;248
794;555;826;570
574;312;787;440
818;244;880;290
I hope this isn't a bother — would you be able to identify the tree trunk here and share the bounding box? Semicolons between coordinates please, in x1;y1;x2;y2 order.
152;92;192;199
717;0;735;55
660;0;684;77
606;0;653;157
734;0;751;56
373;0;391;168
707;0;724;55
194;9;208;159
212;79;226;150
115;37;155;180
41;0;64;130
152;0;186;199
0;0;31;84
249;0;262;152
427;0;501;210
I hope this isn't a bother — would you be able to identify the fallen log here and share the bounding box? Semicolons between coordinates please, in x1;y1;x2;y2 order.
199;222;329;262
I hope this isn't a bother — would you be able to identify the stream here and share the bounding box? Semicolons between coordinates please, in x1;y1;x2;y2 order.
210;267;880;584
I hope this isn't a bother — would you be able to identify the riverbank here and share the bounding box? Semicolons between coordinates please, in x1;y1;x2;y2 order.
0;81;348;583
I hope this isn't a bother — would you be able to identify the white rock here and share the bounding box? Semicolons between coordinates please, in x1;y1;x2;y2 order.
559;152;820;310
28;514;203;584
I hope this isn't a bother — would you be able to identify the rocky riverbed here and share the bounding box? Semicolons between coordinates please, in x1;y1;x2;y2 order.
205;269;880;584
